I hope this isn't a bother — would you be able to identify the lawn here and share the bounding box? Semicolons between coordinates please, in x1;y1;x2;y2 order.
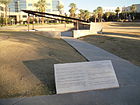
80;22;140;66
0;31;86;98
1;22;140;98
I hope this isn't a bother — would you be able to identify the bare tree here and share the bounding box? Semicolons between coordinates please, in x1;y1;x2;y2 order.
57;4;64;15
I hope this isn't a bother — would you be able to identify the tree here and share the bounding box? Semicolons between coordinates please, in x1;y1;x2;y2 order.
0;0;11;25
97;7;103;22
115;7;120;19
104;12;111;21
79;9;90;21
57;4;64;15
69;3;76;9
34;0;46;24
69;3;77;17
79;9;85;20
0;17;4;26
130;4;136;20
93;9;98;22
130;4;136;13
83;10;90;21
34;0;46;12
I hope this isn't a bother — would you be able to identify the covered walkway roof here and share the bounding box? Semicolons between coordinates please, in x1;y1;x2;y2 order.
22;10;89;23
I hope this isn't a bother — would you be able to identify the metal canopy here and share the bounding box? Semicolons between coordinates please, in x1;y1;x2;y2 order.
29;12;73;23
22;10;89;23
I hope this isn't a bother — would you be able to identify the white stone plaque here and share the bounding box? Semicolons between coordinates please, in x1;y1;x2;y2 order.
54;60;119;94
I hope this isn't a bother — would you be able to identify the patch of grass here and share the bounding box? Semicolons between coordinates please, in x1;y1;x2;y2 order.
0;32;86;98
80;22;140;66
99;41;105;43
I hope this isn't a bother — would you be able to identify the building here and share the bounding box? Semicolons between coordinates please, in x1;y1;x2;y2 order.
135;4;140;13
52;0;64;14
8;0;63;23
122;4;140;13
0;4;5;17
122;6;130;12
103;7;122;13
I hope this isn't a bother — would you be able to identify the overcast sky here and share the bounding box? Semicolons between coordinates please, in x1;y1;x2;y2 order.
62;0;140;13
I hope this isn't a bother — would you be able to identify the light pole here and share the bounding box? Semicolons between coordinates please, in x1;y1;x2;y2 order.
27;13;30;31
9;8;10;25
32;15;35;30
9;8;10;18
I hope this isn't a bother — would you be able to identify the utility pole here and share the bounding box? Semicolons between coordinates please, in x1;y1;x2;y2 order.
76;20;79;30
27;14;30;31
32;15;35;30
9;8;10;25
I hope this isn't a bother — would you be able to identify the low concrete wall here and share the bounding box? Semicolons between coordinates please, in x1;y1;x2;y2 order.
36;31;61;38
90;22;103;33
46;31;61;38
73;30;95;38
73;23;103;38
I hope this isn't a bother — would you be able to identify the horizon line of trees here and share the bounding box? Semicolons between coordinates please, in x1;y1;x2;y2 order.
68;3;139;22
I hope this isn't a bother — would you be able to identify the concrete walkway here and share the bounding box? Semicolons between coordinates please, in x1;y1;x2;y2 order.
0;36;140;105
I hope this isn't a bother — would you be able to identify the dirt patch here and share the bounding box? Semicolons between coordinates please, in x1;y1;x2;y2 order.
80;22;140;66
0;31;86;98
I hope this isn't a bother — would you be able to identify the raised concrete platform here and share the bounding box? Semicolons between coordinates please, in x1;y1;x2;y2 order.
0;37;140;105
73;23;103;38
55;60;119;94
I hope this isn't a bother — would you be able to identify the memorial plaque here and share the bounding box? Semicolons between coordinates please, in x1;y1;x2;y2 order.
54;60;119;94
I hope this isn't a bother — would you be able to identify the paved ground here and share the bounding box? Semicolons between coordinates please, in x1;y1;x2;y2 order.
0;34;140;105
